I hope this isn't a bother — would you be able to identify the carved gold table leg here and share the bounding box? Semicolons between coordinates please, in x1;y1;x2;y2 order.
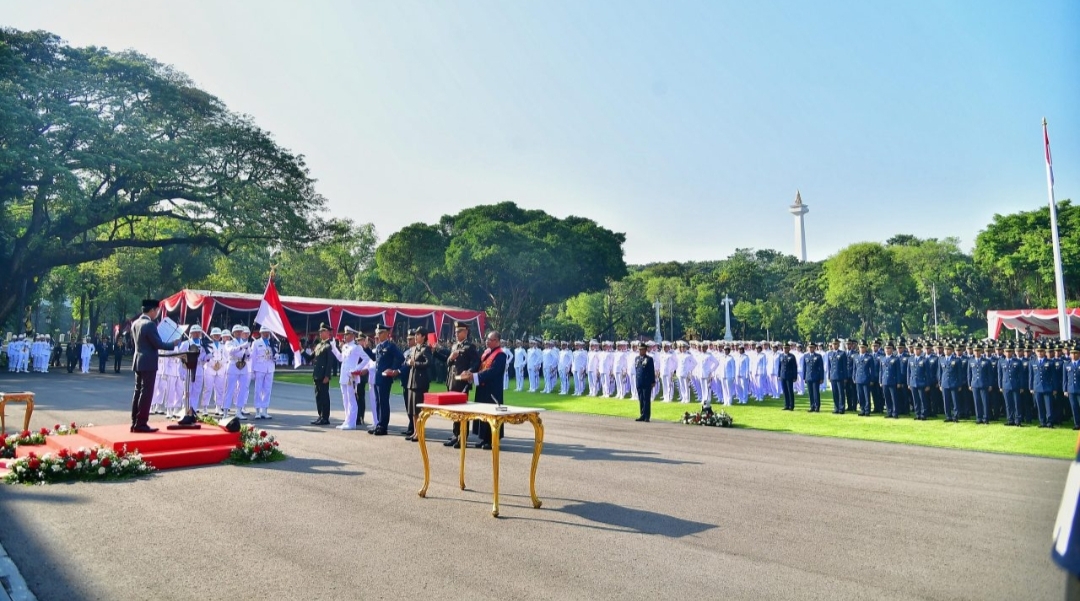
490;416;501;517
0;395;34;437
528;414;544;509
459;418;467;490
417;410;432;498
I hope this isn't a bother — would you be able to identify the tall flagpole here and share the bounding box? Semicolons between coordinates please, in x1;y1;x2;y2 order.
1044;118;1070;341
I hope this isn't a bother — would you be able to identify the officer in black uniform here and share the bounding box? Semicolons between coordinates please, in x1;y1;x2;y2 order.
310;323;334;425
444;321;480;448
633;343;655;422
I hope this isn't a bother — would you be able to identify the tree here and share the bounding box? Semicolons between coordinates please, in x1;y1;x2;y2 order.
973;200;1080;308
375;223;448;302
823;243;914;337
0;29;327;329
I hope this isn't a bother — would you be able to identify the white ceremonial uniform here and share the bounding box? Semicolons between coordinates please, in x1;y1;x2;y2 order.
223;338;250;415
251;336;276;415
719;353;736;406
4;341;14;372
526;346;542;393
201;339;228;411
659;349;676;402
161;354;182;416
80;342;95;373
612;347;627;398
558;348;573;394
675;349;696;403
751;350;769;401
626;349;639;401
767;349;781;398
178;338;208;411
572;347;589;395
513;346;527;391
17;340;29;372
332;338;372;428
736;351;751;403
587;347;601;397
600;348;615;397
541;345;558;394
793;350;805;394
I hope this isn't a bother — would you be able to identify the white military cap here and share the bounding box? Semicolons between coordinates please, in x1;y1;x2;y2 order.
241;326;251;334
589;339;599;345
221;329;233;338
602;340;612;346
616;340;627;346
210;327;222;336
646;341;657;347
343;325;360;335
231;324;244;332
189;325;203;334
677;340;688;347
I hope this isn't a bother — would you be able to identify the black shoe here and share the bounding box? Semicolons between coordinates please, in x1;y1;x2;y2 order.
311;419;323;425
635;417;645;422
400;430;414;437
444;437;458;447
373;429;387;436
367;428;376;435
132;425;159;433
452;438;468;449
478;441;492;450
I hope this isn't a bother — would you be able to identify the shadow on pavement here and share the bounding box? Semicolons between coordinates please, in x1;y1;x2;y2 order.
0;490;92;601
243;456;365;477
497;440;703;465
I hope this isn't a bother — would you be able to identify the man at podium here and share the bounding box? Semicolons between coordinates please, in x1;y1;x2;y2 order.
130;299;177;433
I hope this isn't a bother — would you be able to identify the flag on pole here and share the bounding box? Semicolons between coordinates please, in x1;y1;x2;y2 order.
1045;120;1055;187
255;277;303;368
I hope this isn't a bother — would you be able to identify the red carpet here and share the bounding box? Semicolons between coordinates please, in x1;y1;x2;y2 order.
1;423;241;472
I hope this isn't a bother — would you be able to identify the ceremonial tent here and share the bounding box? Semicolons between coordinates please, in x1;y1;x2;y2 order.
159;290;486;340
986;309;1080;339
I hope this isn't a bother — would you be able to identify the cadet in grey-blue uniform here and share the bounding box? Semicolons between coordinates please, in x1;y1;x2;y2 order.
968;346;996;425
853;340;877;417
802;342;825;412
1065;346;1080;430
998;345;1025;427
907;343;930;420
879;342;904;419
826;339;847;414
1030;346;1056;428
939;343;966;422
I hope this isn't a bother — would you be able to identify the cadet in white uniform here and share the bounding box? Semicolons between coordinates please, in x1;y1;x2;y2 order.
557;341;573;394
223;325;249;419
250;325;277;419
572;341;588;395
526;340;542;393
586;340;601;396
599;341;615;397
541;340;558;394
80;337;95;373
201;328;228;413
513;340;527;392
331;327;360;428
177;326;208;414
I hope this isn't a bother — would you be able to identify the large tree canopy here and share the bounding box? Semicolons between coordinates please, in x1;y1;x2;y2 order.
376;202;627;330
0;29;326;328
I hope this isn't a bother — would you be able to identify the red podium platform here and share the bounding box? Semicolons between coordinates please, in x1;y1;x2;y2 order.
1;423;241;471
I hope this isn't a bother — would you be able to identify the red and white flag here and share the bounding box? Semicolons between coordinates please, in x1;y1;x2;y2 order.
255;277;303;368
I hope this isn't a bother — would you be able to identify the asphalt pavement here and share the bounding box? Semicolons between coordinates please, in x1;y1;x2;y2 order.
0;370;1071;601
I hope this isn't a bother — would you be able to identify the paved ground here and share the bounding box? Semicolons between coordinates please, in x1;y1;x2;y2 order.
0;370;1071;601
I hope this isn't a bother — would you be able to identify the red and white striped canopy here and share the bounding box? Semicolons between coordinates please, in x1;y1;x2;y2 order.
987;309;1080;339
160;289;486;338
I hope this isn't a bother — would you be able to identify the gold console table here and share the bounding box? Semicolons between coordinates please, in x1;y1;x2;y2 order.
416;403;545;517
0;391;35;435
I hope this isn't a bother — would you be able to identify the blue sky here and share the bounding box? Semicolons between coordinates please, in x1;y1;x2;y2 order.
5;0;1078;264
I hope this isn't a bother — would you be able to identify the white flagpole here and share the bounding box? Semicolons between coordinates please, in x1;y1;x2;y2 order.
1044;118;1070;341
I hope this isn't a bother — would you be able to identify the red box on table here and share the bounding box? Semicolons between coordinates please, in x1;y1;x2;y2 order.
424;392;469;405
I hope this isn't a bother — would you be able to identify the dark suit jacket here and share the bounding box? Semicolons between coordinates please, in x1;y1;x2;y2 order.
474;347;507;405
312;340;333;382
374;340;404;386
131;314;175;372
778;352;798;382
634;354;656;388
407;344;433;391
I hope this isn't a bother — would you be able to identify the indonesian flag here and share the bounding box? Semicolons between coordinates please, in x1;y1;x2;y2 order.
255;277;303;368
1045;120;1055;187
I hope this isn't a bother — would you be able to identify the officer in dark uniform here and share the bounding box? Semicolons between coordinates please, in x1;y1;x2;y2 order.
968;345;996;425
907;342;930;420
404;327;432;441
1064;346;1080;430
926;342;942;417
803;342;824;412
398;330;414;434
844;339;858;413
371;324;404;436
1053;344;1067;426
896;339;911;415
310;323;334;425
870;339;885;413
880;341;904;419
633;343;655;422
444;321;480;448
826;339;847;414
1020;344;1034;423
940;343;965;422
65;341;78;373
1031;345;1057;428
998;344;1025;426
778;342;798;411
853;340;878;416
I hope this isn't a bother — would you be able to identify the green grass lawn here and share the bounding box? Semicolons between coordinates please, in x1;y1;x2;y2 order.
274;371;1076;459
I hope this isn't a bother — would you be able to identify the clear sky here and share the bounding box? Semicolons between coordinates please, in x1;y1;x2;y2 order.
4;1;1078;264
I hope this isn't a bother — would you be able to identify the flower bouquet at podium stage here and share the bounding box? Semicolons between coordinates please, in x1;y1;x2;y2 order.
681;406;734;428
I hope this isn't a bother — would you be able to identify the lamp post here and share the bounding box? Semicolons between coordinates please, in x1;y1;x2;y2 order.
653;300;663;343
721;295;734;341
